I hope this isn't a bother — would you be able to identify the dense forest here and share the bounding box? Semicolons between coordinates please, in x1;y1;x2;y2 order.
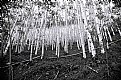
0;0;121;80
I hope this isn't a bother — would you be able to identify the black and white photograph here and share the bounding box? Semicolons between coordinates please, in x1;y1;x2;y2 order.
0;0;121;80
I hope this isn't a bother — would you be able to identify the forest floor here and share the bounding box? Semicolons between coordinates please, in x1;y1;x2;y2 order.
0;32;121;80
